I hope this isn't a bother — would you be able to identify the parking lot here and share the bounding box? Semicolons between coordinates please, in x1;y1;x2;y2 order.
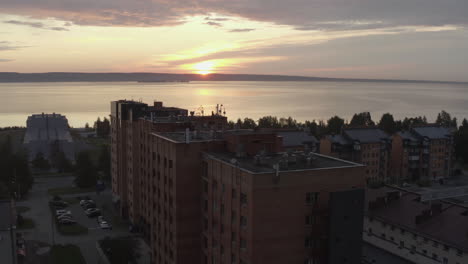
16;175;149;264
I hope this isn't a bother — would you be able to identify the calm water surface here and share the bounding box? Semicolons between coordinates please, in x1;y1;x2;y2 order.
0;81;467;127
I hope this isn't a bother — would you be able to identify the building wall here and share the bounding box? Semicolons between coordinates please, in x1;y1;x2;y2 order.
363;216;467;264
202;156;366;264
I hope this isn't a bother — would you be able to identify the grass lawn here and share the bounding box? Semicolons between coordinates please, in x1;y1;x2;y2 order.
57;224;89;235
16;206;30;213
50;244;86;264
48;186;96;196
18;217;35;229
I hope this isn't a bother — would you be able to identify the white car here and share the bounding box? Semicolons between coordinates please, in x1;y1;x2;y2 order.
57;215;73;220
99;221;112;230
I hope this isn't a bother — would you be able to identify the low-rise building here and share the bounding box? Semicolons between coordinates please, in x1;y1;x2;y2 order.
391;125;454;184
364;186;468;264
320;128;392;183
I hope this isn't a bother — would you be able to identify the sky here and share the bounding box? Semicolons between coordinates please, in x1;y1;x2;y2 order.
0;0;468;82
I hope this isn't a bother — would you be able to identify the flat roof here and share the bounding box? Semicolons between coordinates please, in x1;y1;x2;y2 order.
152;131;222;143
367;186;468;252
204;151;362;174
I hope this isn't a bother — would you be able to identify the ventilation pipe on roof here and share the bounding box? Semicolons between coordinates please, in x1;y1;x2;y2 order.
185;128;190;144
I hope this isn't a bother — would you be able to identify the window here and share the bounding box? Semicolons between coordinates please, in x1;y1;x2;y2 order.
306;192;319;205
305;237;311;248
240;238;246;249
240;193;248;205
240;216;247;227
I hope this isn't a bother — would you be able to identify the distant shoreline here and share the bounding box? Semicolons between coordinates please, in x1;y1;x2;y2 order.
0;72;467;85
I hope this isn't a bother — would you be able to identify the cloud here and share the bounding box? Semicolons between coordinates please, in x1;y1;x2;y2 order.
229;28;255;33
49;27;69;31
0;59;13;62
205;21;223;27
4;20;44;28
0;41;29;51
205;17;230;22
4;19;70;31
0;0;466;29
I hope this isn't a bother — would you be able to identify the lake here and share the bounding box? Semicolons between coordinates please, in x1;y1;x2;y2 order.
1;81;467;127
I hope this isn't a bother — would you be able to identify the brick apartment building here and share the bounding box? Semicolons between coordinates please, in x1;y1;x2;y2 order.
320;128;392;183
111;100;368;264
390;125;454;184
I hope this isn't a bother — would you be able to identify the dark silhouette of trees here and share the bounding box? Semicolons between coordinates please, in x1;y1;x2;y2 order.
350;112;375;127
75;151;97;188
399;116;428;130
378;113;397;134
0;135;33;198
31;152;51;170
327;116;345;134
98;145;111;181
436;110;457;128
94;117;111;137
258;116;280;128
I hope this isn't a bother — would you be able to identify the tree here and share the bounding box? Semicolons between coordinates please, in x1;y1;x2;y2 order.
350;112;375;127
95;117;111;137
241;118;256;129
279;117;297;128
436;110;457;127
31;152;51;170
0;135;33;198
401;116;428;130
75;151;97;188
258;116;280;128
378;113;397;134
98;145;111;181
55;151;73;173
327;116;345;134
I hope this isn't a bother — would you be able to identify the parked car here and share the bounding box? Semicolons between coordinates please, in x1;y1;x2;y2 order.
50;200;68;208
58;219;76;225
97;216;105;224
79;199;94;206
99;221;112;230
55;210;71;216
85;208;101;217
57;214;73;220
83;203;96;210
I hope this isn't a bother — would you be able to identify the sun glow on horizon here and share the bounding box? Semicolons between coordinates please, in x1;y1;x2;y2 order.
190;60;218;75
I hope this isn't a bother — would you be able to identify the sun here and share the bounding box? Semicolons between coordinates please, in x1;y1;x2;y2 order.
192;61;216;75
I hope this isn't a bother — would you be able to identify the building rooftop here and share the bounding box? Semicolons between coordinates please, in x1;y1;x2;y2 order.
153;131;222;143
412;126;453;139
204;151;362;174
367;186;468;252
327;134;351;145
277;131;318;147
397;131;419;142
344;128;390;143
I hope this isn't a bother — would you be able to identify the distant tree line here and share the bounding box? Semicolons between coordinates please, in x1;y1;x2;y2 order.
0;136;33;199
228;110;467;163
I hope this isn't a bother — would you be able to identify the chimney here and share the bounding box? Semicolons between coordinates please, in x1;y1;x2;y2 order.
154;101;163;108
